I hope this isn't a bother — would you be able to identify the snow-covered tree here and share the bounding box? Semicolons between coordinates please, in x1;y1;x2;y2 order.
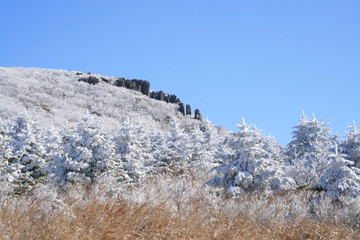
209;118;287;195
287;112;335;161
318;143;360;197
0;124;12;173
152;119;191;174
187;126;205;164
198;119;229;169
49;114;123;187
114;118;154;181
286;112;337;190
42;124;63;172
341;121;360;168
3;114;47;194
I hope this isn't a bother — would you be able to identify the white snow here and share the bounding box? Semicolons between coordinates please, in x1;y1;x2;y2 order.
1;66;360;201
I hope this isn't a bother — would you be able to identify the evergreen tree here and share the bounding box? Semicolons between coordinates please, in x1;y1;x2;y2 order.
152;119;191;174
114;118;154;181
287;112;335;161
49;114;122;187
286;112;336;189
199;119;228;169
42;123;63;173
3;114;47;193
209;118;285;195
318;143;360;197
341;121;360;168
0;124;12;173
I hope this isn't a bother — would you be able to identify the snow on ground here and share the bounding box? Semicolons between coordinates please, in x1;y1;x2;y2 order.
0;67;199;132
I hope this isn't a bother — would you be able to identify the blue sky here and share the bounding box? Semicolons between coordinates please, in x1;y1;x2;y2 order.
1;0;359;145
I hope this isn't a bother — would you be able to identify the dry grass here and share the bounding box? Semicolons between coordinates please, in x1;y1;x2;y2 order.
0;174;359;240
0;199;357;240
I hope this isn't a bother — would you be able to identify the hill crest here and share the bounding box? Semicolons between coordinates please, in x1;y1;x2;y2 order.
0;67;205;132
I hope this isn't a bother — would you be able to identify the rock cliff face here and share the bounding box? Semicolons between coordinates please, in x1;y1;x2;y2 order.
78;76;99;85
77;73;202;120
195;109;202;121
186;104;191;115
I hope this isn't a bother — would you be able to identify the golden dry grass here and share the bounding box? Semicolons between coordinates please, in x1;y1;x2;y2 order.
0;192;358;240
0;172;359;240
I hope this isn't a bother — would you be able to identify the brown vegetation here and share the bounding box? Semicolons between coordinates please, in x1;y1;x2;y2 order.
0;174;359;240
0;198;357;239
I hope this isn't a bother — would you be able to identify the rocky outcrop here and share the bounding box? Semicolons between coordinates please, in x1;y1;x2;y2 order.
101;77;110;83
158;91;164;101
78;74;202;120
195;109;202;121
141;80;150;96
115;78;126;87
186;104;191;115
78;76;99;85
129;81;137;90
178;103;185;116
170;94;180;103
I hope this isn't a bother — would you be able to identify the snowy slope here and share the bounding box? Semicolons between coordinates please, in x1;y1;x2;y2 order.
2;67;360;199
0;67;200;131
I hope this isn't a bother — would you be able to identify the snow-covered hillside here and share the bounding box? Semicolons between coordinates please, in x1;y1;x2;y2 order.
0;67;230;191
1;67;360;200
0;67;201;132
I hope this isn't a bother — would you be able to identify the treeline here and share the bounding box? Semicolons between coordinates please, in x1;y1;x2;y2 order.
1;112;360;199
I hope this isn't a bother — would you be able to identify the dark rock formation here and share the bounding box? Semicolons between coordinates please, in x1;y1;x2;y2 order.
141;80;150;96
129;81;137;90
125;80;131;88
152;91;164;101
115;78;126;87
179;103;185;115
101;77;109;83
79;73;203;121
170;94;177;103
88;76;100;85
137;80;142;89
78;76;99;85
131;79;141;91
78;78;87;83
170;95;180;103
195;109;202;121
158;91;164;101
150;91;157;99
186;104;191;115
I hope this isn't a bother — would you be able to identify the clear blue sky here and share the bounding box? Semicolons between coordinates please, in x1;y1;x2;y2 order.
1;0;359;145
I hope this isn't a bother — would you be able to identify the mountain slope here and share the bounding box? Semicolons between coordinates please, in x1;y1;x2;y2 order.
0;67;202;131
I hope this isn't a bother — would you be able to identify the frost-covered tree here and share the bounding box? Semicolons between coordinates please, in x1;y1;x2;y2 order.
2;114;47;193
286;112;337;189
0;124;12;173
287;112;335;161
49;114;123;187
209;118;287;195
318;143;360;197
42;124;62;171
198;119;229;169
341;121;360;168
152;119;191;174
187;126;205;164
114;118;154;181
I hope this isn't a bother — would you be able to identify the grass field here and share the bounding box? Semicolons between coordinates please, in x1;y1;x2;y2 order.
1;173;359;240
